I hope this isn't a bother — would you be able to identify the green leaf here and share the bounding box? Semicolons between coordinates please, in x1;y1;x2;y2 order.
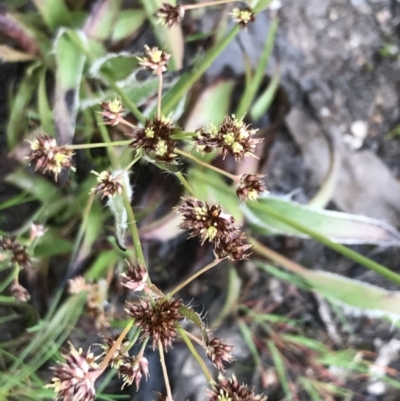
32;0;72;31
161;25;240;115
34;230;73;257
37;67;55;135
235;18;278;118
7;63;41;149
111;9;147;42
83;0;123;41
250;69;280;121
257;261;400;319
245;195;400;246
179;305;209;341
53;29;86;144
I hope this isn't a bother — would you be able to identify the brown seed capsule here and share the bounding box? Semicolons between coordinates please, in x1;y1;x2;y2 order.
90;170;124;199
206;337;235;370
213;230;252;261
0;237;31;269
98;98;125;126
230;7;256;29
118;355;149;390
120;260;148;292
125;298;183;350
236;174;266;201
207;374;267;401
157;3;185;27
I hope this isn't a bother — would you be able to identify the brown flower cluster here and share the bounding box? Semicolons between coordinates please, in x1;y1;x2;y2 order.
11;282;30;302
129;116;178;163
206;337;235;370
207;374;267;401
27;134;74;181
90;170;124;199
98;98;124;126
236;174;266;202
125;298;183;350
137;45;171;74
195;115;261;161
120;260;148;292
230;7;256;28
100;335;131;369
45;344;99;401
176;197;251;260
118;355;149;390
0;237;31;269
157;3;185;27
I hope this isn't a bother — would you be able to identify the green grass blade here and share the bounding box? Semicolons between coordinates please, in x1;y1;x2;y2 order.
32;0;72;31
235;18;278;118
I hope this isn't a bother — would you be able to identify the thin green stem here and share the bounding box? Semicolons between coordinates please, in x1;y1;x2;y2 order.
177;325;213;383
157;71;163;119
183;0;236;10
96;111;119;168
167;258;221;298
104;78;146;124
175;149;238;181
66;140;131;150
249;202;400;286
121;188;146;268
138;337;149;357
158;340;173;401
175;171;195;195
127;328;141;351
116;153;142;179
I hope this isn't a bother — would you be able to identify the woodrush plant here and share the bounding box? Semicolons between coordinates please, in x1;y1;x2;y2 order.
3;0;400;400
11;2;270;401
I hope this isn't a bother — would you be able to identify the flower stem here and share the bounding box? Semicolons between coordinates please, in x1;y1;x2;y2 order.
115;153;142;180
158;340;173;401
66;140;131;150
183;0;236;10
95;319;134;376
167;258;221;298
177;325;213;383
121;188;146;268
175;148;238;181
175;171;195;196
157;71;163;119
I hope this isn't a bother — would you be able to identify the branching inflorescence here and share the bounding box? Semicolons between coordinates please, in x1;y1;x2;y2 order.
19;2;270;401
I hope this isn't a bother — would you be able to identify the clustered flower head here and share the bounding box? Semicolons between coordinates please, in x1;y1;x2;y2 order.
176;197;251;260
125;298;183;350
27;134;74;181
207;374;267;401
90;170;124;199
0;237;31;269
129;116;178;163
206;337;235;370
236;174;266;202
157;3;185;27
195;115;261;161
230;6;256;28
99;98;124;126
137;45;171;74
45;343;99;401
120;260;148;292
118;355;149;390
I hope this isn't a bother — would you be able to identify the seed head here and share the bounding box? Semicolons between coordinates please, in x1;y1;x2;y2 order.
207;374;267;401
195;115;261;161
120;260;148;292
230;7;255;28
11;282;30;302
90;170;124;199
137;45;171;74
214;230;252;261
29;222;47;242
99;98;124;126
45;343;99;401
206;337;235;370
157;3;185;27
118;355;149;390
125;298;183;350
236;174;266;201
27;134;74;181
176;197;236;245
129;116;178;163
0;237;31;269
